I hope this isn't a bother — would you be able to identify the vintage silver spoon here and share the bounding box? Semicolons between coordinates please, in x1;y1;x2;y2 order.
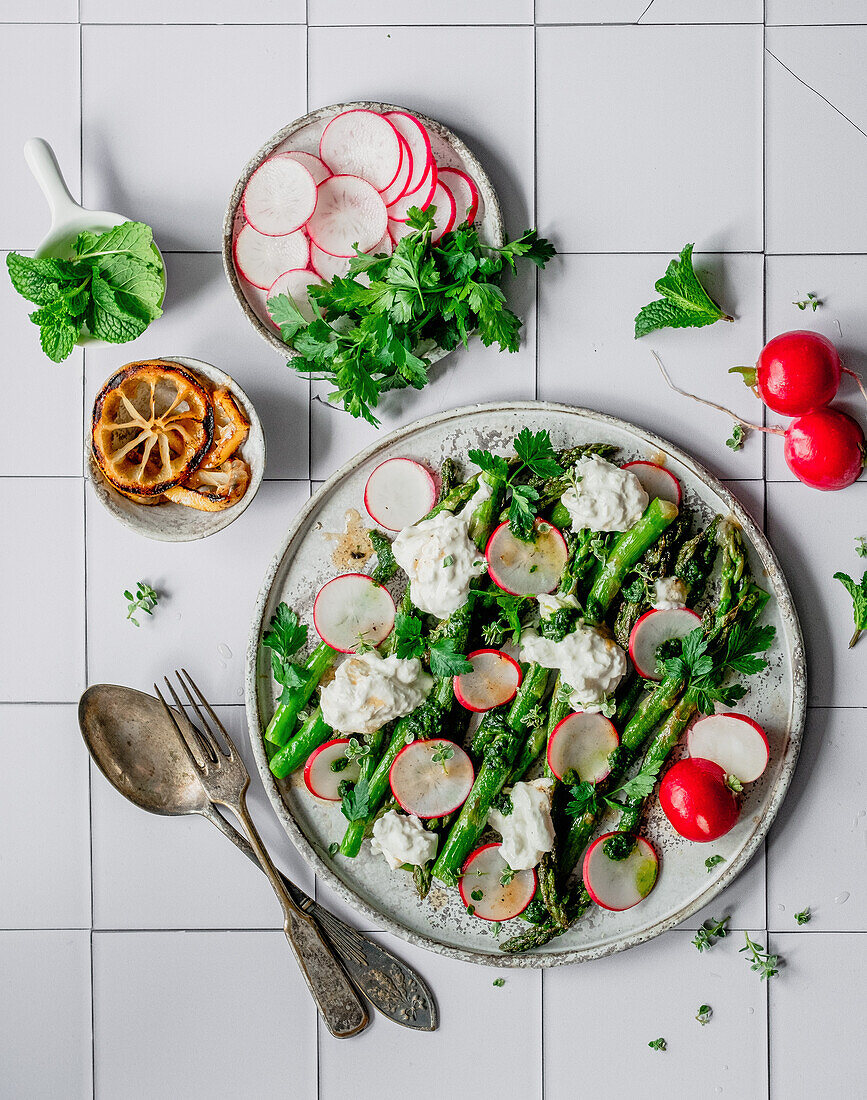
79;683;437;1031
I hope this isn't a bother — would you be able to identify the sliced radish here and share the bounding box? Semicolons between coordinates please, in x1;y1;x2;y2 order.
383;111;434;196
280;149;333;186
319;109;403;193
547;712;619;784
306;174;388;258
621;461;682;508
453;649;522;712
310;244;352;282
583;832;659;911
364;457;437;531
437;167;479;225
303;738;361;800
233;224;310;290
387;162;437;222
485;519;569;597
388;219;414;243
629;607;702;680
429;181;456;243
242;154;318;236
380;134;413;206
370;231;393;256
313;573;395;653
267;268;324;324
458;843;536;921
688;712;770;784
389;738;474;818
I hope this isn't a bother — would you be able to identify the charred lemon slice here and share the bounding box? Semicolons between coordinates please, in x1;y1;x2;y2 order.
164;458;251;511
202;388;250;469
91;361;214;496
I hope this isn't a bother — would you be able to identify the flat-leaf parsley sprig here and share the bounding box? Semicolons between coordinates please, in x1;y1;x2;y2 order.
469;428;565;541
262;604;310;704
267;207;555;426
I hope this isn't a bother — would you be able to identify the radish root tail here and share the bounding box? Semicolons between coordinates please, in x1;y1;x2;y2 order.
651;352;785;435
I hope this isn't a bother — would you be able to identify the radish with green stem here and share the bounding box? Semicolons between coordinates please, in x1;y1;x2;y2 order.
659;757;740;842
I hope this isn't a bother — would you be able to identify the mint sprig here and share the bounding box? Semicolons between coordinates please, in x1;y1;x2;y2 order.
634;244;732;339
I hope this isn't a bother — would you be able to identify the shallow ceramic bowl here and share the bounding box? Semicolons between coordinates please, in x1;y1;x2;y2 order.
246;402;806;968
222;101;505;356
86;356;265;543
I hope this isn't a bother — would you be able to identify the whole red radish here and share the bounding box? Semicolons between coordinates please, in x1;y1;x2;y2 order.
659;758;739;842
753;330;841;415
784;407;865;490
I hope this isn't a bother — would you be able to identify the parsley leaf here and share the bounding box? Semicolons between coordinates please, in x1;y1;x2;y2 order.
833;569;867;648
340;776;371;822
469;429;563;541
705;854;726;873
392;611;426;660
634;244;733;339
263;602;310;704
429;637;474;677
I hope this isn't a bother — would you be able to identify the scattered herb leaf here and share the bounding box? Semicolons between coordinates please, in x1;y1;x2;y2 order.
432;743;456;772
692;915;730;952
340;777;371;823
833;569;867;648
705;855;726;873
793;293;821;311
124;581;158;626
328;842;339;857
794;907;811;925
726;423;747;451
471;889;484;901
740;932;780;980
648;1038;667;1052
696;1004;713;1026
634;244;732;339
263;602;309;703
493;977;506;987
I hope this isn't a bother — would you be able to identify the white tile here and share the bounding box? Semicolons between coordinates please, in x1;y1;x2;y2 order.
319;931;542;1100
93;930;318;1099
544;929;768;1099
81;24;307;251
0;25;80;251
766;27;867;254
537;252;765;479
310;0;533;23
308;25;535;236
0;478;85;702
85;478;309;705
0;0;77;19
767;0;867;24
681;845;767;933
0;706;90;929
768;708;867;931
537;0;761;21
537;25;763;252
84;252;310;479
764;254;867;481
1;253;84;476
81;0;305;21
91;704;312;930
769;932;866;1098
766;480;867;708
723;478;766;532
0;930;92;1100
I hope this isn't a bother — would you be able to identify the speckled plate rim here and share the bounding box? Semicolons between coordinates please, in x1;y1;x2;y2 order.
245;401;806;968
221;101;505;356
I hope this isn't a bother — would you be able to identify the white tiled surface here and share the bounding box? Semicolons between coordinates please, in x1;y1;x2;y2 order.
4;6;866;1098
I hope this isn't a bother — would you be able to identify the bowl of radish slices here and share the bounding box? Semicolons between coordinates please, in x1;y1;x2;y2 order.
223;102;503;355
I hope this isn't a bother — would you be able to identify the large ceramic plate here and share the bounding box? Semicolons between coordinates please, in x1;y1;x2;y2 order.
246;402;805;968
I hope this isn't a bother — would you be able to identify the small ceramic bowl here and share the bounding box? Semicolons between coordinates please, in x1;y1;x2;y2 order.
222;101;505;357
86;356;265;542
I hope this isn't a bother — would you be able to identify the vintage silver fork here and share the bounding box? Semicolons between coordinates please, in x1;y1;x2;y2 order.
155;669;369;1039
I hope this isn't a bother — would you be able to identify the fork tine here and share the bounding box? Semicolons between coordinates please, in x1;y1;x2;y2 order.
154;683;206;774
167;672;224;762
180;668;240;761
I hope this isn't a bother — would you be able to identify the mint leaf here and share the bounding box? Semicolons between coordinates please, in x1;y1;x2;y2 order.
834;569;867;648
634;244;733;338
95;253;163;322
30;301;79;362
6;253;78;305
87;281;149;343
73;220;157;266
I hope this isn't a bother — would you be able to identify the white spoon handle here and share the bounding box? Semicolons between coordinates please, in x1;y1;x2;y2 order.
24;137;80;229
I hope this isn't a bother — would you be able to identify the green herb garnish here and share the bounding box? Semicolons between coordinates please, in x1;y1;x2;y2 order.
692;914;730;952
7;221;163;362
262;603;309;704
833;569;867;648
726;424;747;451
648;1037;667;1052
327;842;339;857
705;855;726;873
340;777;371;822
739;932;780;980
493;977;505;987
634;244;732;339
794;907;811;925
793;293;820;311
124;581;158;626
470;428;564;540
695;1004;713;1026
471;889;484;901
432;744;456;773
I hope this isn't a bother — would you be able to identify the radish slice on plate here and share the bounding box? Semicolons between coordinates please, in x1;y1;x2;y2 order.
387;162;437;222
454;649;522;712
547;712;619;784
303;738;360;800
383;111;433;196
307;174;388;258
233;224;310;290
583;832;659;911
621;461;682;508
319;109;403;193
429;181;456;243
280;149;332;185
437;167;479;225
629;607;702;680
370;231;394;256
242;154;318;236
458;843;537;921
364;457;437;530
388;218;414;243
389;738;474;818
313;573;395;653
380;135;413;206
310;244;352;282
485;519;569;597
688;712;770;783
266;268;324;323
